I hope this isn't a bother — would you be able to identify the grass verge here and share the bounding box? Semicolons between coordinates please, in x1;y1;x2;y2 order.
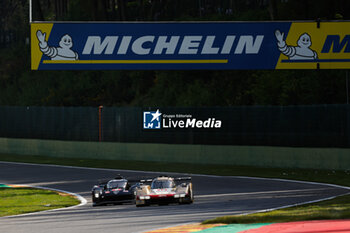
0;187;80;217
0;153;350;223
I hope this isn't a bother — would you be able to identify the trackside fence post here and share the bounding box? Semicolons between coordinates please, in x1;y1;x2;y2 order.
98;105;103;142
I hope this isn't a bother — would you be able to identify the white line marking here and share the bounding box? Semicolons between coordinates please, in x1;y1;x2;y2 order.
238;191;350;216
196;188;331;198
232;175;350;191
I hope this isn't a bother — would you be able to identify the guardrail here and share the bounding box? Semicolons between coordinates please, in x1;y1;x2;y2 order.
0;138;349;170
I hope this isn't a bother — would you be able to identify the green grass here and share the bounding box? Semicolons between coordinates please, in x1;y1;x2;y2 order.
0;187;80;217
1;153;350;222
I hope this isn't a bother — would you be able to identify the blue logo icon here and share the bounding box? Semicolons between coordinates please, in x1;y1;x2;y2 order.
143;109;162;129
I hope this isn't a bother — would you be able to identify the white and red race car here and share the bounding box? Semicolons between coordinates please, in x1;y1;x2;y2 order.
135;176;193;207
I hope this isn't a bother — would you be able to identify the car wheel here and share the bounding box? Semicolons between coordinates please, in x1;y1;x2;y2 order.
182;189;193;204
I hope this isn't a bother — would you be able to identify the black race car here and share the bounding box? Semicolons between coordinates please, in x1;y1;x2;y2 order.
91;175;138;206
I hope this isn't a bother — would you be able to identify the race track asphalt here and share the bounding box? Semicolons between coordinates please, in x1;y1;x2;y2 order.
0;161;348;233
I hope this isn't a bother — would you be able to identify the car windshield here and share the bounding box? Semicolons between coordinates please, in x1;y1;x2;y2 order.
107;180;127;189
151;180;175;189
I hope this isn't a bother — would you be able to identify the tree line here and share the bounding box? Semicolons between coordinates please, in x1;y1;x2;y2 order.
26;0;350;21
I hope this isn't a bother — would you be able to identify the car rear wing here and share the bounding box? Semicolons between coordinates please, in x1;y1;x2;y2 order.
95;174;126;185
129;176;192;185
139;179;154;183
174;177;192;181
174;177;192;185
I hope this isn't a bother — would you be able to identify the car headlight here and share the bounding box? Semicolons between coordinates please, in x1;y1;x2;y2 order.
94;193;99;198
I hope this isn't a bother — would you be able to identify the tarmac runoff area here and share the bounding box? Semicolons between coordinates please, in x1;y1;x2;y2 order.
145;220;350;233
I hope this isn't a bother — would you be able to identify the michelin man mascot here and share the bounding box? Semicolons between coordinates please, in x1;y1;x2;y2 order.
36;30;79;60
275;30;318;60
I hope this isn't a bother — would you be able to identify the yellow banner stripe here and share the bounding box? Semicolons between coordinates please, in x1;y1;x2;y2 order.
43;59;228;64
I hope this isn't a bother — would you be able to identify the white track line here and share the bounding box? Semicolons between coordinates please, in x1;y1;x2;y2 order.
196;188;332;198
238;191;350;216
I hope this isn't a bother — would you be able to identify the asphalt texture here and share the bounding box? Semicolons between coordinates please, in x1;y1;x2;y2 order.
0;161;349;233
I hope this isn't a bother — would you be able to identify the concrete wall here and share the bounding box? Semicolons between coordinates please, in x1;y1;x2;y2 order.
0;137;349;170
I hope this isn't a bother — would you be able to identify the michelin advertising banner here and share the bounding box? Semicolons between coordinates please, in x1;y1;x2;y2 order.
31;22;350;70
